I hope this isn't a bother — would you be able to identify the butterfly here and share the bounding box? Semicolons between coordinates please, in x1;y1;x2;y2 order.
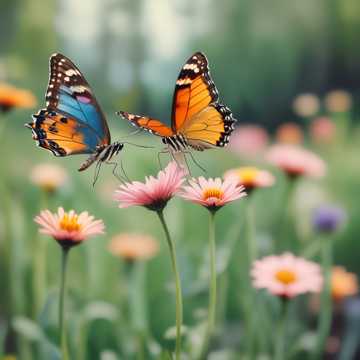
25;53;124;173
118;52;236;159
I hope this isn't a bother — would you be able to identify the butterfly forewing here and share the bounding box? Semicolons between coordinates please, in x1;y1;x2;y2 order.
47;53;111;145
171;52;219;132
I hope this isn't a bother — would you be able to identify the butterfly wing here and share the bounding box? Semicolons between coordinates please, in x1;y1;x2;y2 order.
27;109;98;156
27;53;110;156
171;52;236;150
118;111;174;137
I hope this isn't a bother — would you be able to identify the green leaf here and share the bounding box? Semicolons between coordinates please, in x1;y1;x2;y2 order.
12;316;44;342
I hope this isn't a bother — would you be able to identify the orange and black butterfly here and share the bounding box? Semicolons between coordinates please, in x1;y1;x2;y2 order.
118;52;236;157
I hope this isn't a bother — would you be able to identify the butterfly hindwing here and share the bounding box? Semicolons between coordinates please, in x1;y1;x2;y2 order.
181;103;235;150
28;108;96;156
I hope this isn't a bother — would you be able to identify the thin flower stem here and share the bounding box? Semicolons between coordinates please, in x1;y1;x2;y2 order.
156;210;183;360
33;192;49;316
274;298;289;360
59;248;70;360
199;211;217;359
313;237;333;359
245;197;257;357
129;261;147;360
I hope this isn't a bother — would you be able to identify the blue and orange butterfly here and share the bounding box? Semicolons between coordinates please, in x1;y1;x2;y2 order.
118;52;236;161
26;53;123;173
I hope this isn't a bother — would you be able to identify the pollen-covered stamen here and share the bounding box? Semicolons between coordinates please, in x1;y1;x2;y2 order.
202;188;224;201
59;213;82;232
275;269;297;285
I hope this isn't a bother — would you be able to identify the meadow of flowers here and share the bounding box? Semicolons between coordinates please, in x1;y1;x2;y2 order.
1;86;360;360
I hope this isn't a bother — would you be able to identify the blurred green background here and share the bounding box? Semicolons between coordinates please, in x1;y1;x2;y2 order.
1;0;360;359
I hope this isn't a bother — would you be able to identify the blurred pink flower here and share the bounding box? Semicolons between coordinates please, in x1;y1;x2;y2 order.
324;90;352;113
266;144;326;179
30;163;68;193
34;207;105;248
251;253;323;298
223;166;275;192
310;116;336;144
275;122;304;145
228;125;269;158
114;161;186;211
179;177;246;212
292;93;320;117
109;233;159;261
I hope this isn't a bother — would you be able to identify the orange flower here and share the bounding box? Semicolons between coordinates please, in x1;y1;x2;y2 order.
276;122;304;145
0;83;36;112
331;266;358;301
109;233;159;261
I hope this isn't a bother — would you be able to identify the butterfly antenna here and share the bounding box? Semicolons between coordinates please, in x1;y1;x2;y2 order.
121;141;154;149
121;129;142;138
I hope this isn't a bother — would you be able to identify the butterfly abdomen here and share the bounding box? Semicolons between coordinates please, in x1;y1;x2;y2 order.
162;134;189;152
78;142;124;171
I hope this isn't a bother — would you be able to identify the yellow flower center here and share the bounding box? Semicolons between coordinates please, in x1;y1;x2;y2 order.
275;269;297;285
59;214;81;232
203;188;223;201
237;167;259;185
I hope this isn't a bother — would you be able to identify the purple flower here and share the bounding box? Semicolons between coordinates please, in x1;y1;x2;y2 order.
312;205;346;233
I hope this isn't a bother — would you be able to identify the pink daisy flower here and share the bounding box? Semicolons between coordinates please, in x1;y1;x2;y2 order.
34;207;105;248
266;144;326;179
179;177;247;212
251;253;323;298
224;166;275;193
114;161;186;211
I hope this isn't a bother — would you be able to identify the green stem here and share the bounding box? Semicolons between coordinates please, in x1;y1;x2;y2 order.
199;211;217;359
59;248;70;360
245;197;257;357
313;238;333;359
274;299;289;360
156;210;183;360
129;261;147;360
246;197;257;262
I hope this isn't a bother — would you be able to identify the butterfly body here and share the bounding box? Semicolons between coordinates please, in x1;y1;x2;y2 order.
26;53;123;171
119;52;236;157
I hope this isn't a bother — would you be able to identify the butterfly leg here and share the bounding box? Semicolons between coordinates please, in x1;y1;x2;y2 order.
183;150;207;174
104;160;128;183
157;149;170;170
92;161;103;187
